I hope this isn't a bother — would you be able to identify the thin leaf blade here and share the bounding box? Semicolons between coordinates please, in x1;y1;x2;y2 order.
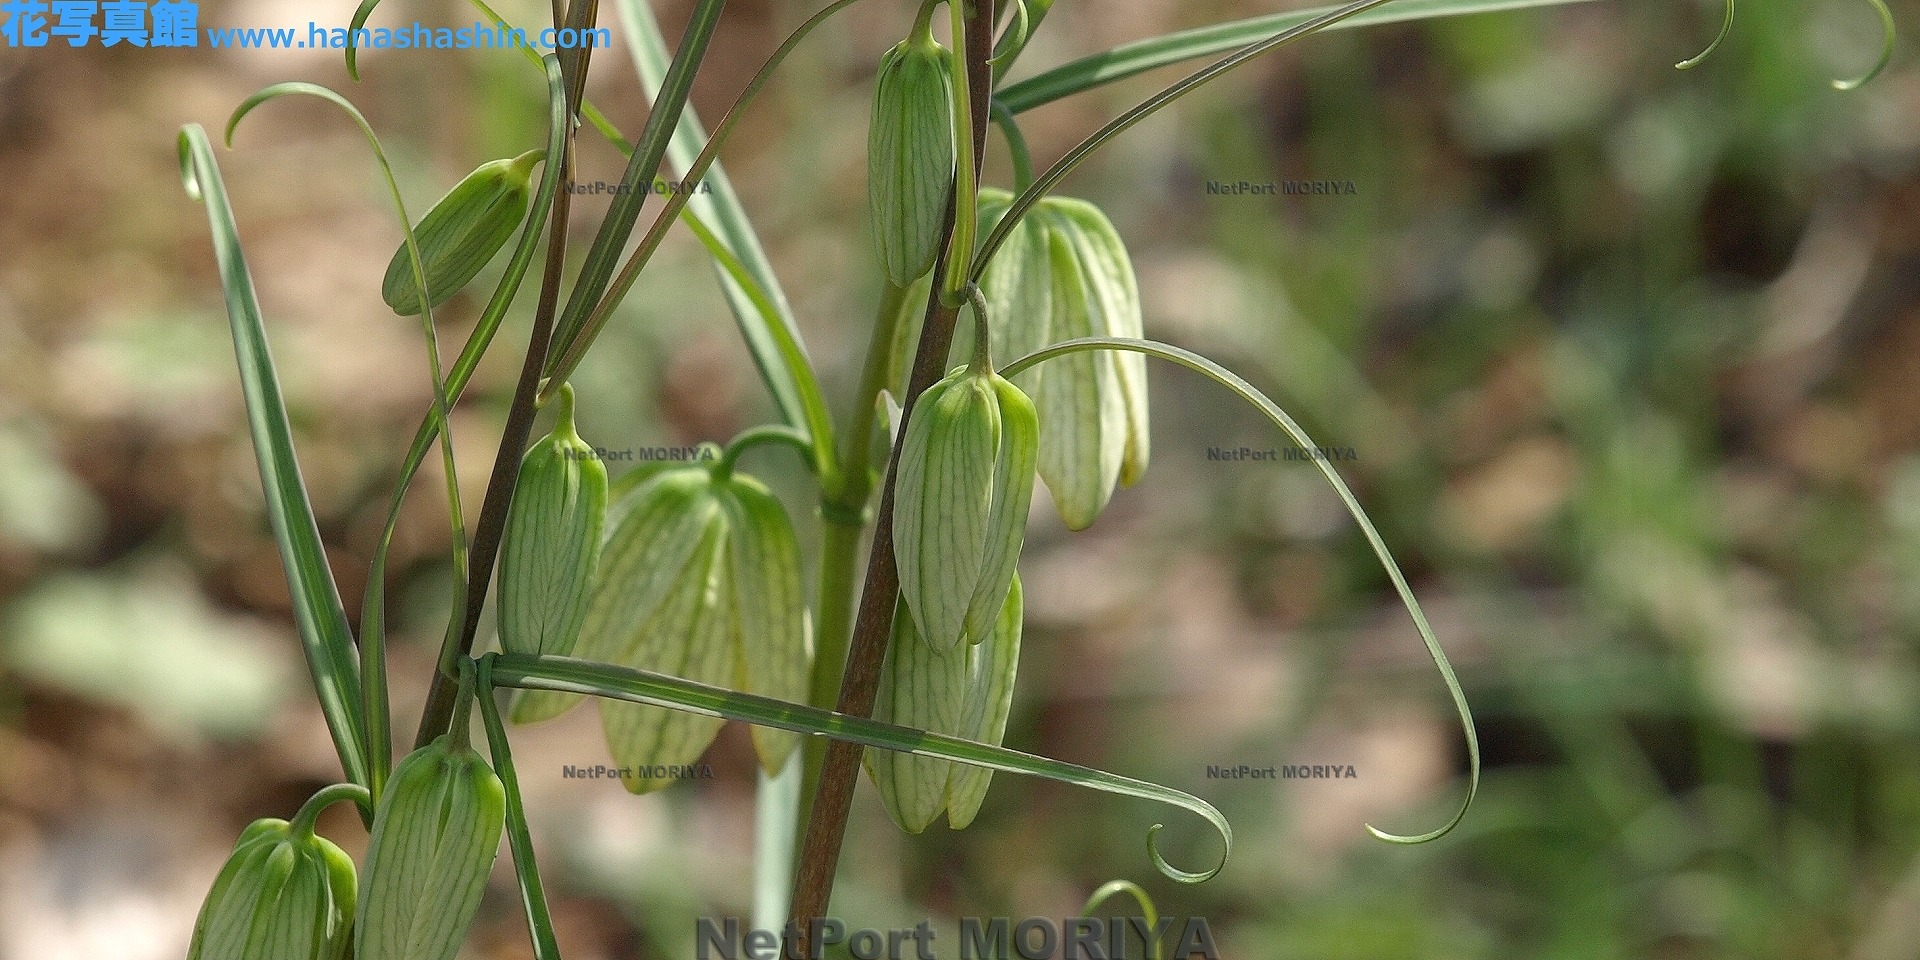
178;124;369;790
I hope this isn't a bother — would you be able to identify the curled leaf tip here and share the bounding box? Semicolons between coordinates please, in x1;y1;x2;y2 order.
1145;820;1231;884
1675;0;1734;69
1831;0;1895;90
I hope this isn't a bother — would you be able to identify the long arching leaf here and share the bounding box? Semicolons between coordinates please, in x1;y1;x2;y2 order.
178;124;369;790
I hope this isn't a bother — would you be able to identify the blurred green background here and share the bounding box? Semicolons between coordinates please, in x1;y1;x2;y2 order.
3;0;1919;956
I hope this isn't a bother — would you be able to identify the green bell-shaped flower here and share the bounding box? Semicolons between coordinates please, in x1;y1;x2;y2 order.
519;462;812;788
893;341;1039;654
976;189;1150;530
868;16;956;286
188;808;355;960
498;384;605;663
356;736;505;960
865;575;1021;832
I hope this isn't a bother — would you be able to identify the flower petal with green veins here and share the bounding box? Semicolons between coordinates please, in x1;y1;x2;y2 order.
1031;217;1128;530
1048;200;1150;487
356;738;505;960
719;474;812;773
869;35;957;285
945;574;1022;828
866;574;1023;833
188;820;354;960
977;189;1054;396
599;514;735;794
510;467;715;724
894;372;999;653
964;375;1038;645
497;387;606;661
866;595;969;833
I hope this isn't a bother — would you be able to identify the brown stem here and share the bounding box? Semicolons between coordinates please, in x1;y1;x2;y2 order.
785;0;997;950
414;0;599;748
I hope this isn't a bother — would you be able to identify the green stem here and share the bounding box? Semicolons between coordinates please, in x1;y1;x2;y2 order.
789;279;911;855
965;283;992;374
475;656;564;960
540;0;874;481
940;0;980;308
786;1;999;950
716;425;816;479
450;656;478;751
358;55;570;795
991;100;1035;193
792;516;865;858
289;783;374;838
416;7;596;750
1000;336;1477;844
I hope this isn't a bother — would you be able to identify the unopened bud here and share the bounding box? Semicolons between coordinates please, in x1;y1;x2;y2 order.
868;30;955;285
382;150;541;316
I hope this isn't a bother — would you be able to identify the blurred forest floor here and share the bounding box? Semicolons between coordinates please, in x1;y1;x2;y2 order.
4;0;1920;957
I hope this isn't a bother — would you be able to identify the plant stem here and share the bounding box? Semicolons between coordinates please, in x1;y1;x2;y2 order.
791;278;910;858
416;0;598;749
991;100;1034;193
785;0;997;949
939;0;980;308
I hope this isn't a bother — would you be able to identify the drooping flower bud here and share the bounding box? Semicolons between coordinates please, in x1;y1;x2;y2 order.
187;817;355;960
355;736;505;960
382;150;541;316
529;463;812;786
497;384;605;661
975;190;1150;529
868;24;955;286
893;362;1038;653
866;574;1021;832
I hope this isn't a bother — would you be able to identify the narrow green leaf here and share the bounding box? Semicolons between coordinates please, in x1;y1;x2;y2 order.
617;0;815;435
547;0;727;375
225;80;497;796
1000;337;1479;845
178;125;368;791
998;0;1602;114
473;659;563;960
486;652;1231;883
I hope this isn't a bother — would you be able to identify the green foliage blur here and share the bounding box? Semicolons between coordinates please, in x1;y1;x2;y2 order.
0;0;1916;957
